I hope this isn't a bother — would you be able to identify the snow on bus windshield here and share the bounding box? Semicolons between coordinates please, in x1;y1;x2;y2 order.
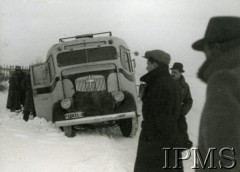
57;46;117;67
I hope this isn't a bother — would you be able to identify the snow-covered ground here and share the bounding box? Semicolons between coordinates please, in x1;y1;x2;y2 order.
0;77;206;172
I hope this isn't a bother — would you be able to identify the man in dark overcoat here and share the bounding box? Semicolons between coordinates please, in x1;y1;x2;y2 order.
171;62;193;148
134;50;182;172
6;66;24;112
21;71;36;121
192;16;240;171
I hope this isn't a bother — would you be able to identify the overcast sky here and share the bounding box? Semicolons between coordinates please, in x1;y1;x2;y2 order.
1;0;240;77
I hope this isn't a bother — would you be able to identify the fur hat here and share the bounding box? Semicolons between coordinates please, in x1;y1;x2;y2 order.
143;49;171;65
192;16;240;51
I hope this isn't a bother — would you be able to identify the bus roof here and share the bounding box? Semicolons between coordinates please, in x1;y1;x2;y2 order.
46;32;129;59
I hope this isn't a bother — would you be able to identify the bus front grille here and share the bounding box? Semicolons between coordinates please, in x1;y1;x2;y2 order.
75;75;106;92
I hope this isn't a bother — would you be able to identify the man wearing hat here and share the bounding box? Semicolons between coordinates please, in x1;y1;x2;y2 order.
6;66;25;112
171;62;193;149
192;16;240;171
134;50;182;171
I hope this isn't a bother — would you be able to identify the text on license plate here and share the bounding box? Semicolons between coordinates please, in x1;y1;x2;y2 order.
65;112;84;120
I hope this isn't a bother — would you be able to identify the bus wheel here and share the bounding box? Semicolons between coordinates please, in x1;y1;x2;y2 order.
119;117;138;137
63;126;75;137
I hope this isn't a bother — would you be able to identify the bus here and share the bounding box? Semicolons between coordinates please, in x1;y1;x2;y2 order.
30;31;139;137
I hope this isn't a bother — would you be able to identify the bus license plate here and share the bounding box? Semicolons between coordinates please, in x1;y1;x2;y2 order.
65;112;84;120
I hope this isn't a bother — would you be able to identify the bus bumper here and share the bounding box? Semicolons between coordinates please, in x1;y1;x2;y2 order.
54;111;136;127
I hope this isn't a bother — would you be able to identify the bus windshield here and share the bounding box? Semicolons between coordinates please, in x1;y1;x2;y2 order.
57;46;117;67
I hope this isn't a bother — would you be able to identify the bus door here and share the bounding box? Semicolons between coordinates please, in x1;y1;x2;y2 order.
30;63;52;121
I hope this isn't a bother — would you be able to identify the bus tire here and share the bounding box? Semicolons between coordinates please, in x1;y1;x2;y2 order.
119;117;138;137
63;126;75;137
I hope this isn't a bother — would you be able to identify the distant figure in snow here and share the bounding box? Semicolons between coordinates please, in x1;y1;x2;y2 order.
171;62;193;149
192;16;240;171
21;70;36;121
6;66;25;112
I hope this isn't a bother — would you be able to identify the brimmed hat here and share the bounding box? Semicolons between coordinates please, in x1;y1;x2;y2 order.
143;49;171;65
170;62;185;72
192;16;240;51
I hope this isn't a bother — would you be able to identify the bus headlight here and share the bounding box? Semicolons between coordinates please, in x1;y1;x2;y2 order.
112;91;124;102
61;98;72;109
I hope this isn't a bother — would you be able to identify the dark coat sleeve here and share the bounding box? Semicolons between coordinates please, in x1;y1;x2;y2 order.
198;70;240;170
21;78;27;91
182;83;193;116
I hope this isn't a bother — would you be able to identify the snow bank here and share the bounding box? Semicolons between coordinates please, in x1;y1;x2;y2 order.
0;76;206;172
0;91;139;172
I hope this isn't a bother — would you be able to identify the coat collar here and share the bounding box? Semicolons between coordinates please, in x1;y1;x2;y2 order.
177;75;187;86
197;48;240;83
140;66;170;84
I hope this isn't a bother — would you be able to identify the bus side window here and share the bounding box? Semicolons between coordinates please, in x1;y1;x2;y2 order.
48;57;56;82
120;47;132;72
126;52;133;72
32;64;50;86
